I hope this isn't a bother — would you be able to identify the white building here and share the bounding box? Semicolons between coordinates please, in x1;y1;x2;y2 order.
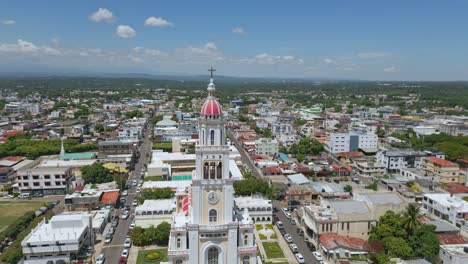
376;150;427;173
422;193;468;224
413;126;437;136
21;213;92;264
353;161;386;177
16;167;72;196
135;199;176;228
440;244;468;264
167;75;257;264
254;138;279;157
234;196;273;224
325;131;377;153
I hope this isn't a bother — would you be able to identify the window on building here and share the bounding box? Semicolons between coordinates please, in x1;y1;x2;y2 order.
244;235;249;246
176;260;183;264
209;209;217;223
242;256;250;264
210;130;215;145
207;247;219;264
177;238;181;248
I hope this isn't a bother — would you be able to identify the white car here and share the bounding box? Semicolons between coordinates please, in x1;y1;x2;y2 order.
96;253;106;264
132;200;138;206
121;249;129;258
104;233;112;244
282;207;289;212
130;220;136;229
285;212;292;219
284;234;293;243
290;243;299;253
132;180;137;186
313;251;323;261
136;187;141;193
2;195;14;199
121;211;129;220
124;237;132;248
122;190;128;196
295;253;305;264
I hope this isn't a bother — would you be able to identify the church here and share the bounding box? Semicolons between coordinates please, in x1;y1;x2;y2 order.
167;70;258;264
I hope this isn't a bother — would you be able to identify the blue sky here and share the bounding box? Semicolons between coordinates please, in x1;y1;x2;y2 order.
1;0;467;80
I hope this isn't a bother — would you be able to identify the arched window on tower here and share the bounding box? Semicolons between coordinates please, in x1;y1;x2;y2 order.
217;162;222;179
176;260;183;264
242;256;250;264
244;234;249;246
176;238;181;248
203;162;209;179
207;247;219;264
210;130;215;145
209;209;217;223
210;162;216;179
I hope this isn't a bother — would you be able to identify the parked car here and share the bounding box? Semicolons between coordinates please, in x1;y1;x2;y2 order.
280;229;287;236
104;233;112;244
132;200;138;206
96;253;106;264
290;219;296;225
109;227;115;234
121;211;129;220
313;251;323;261
325;177;332;183
130;220;136;229
285;212;292;219
276;221;284;229
124;238;132;248
121;249;129;258
118;256;127;264
282;207;289;213
290;243;299;253
132;180;137;186
284;234;293;243
295;253;305;264
122;190;128;196
2;195;14;199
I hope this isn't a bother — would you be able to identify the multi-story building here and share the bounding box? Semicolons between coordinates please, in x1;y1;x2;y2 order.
254;138;279;157
353;161;386;177
423;193;468;224
16;167;72;195
324;131;377;153
21;213;92;264
271;123;293;135
422;157;463;184
167;75;257;264
119;122;144;141
377;149;427;173
134;199;176;228
439;244;468;264
98;139;135;156
234;196;273;224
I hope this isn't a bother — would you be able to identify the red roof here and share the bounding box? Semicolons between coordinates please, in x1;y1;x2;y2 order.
425;157;458;167
319;233;369;251
74;184;85;191
262;167;282;174
201;97;222;117
446;183;468;194
336;152;364;158
0;156;25;162
100;191;120;205
438;235;468;245
3;130;23;136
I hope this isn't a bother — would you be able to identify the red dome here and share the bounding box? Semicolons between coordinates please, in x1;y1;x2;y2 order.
201;97;222;117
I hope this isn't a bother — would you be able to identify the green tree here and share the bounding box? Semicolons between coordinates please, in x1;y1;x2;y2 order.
343;185;353;192
376;127;386;138
154;221;171;245
81;163;113;184
370;211;407;241
408;224;440;261
383;237;412;259
401;204;420;234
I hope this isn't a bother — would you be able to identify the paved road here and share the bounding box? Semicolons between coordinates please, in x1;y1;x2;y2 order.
100;129;152;264
227;128;261;179
273;201;320;264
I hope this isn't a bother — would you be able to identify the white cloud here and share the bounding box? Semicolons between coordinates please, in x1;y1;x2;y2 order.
384;66;399;73
0;39;61;55
323;58;334;64
238;53;303;65
144;16;173;27
0;20;15;25
116;25;136;39
232;27;245;35
357;52;390;59
133;47;162;56
89;8;115;23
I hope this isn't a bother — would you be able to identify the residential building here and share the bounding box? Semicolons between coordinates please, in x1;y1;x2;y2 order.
16;167;72;195
319;233;370;262
21;213;92;264
324;131;377;153
423;193;468;224
98;139;135;156
422;157;463;184
254;138;279;157
377;150;427;173
353;161;386;177
439;244;468;264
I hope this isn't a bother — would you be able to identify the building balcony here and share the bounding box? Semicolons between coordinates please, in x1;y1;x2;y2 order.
167;249;189;257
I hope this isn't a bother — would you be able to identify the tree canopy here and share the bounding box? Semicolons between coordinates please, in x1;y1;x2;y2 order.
285;137;323;155
81;163;113;184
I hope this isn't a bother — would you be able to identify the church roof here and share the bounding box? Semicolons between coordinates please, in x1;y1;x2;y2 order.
201;97;222;117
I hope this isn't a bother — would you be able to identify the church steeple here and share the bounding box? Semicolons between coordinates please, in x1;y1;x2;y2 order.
60;137;65;156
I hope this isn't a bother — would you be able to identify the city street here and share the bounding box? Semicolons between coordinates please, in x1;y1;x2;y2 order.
273;201;320;264
227;128;261;178
100;129;152;264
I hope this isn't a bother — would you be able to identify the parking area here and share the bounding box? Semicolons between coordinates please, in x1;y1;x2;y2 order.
273;202;321;264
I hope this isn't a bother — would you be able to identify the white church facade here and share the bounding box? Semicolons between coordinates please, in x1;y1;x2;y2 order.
167;70;258;264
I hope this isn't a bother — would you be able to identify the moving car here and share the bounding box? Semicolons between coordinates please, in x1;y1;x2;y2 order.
284;234;293;243
313;251;323;261
132;180;137;186
289;243;299;253
121;249;129;258
124;237;132;248
295;253;305;264
96;253;106;264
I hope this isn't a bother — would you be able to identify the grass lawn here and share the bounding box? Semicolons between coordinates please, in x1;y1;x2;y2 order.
136;248;168;264
0;201;44;232
144;176;164;182
262;242;285;259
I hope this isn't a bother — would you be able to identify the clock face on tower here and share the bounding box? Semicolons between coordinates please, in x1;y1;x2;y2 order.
208;191;219;204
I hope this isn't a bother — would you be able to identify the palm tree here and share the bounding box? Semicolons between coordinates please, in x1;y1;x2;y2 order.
402;204;420;234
